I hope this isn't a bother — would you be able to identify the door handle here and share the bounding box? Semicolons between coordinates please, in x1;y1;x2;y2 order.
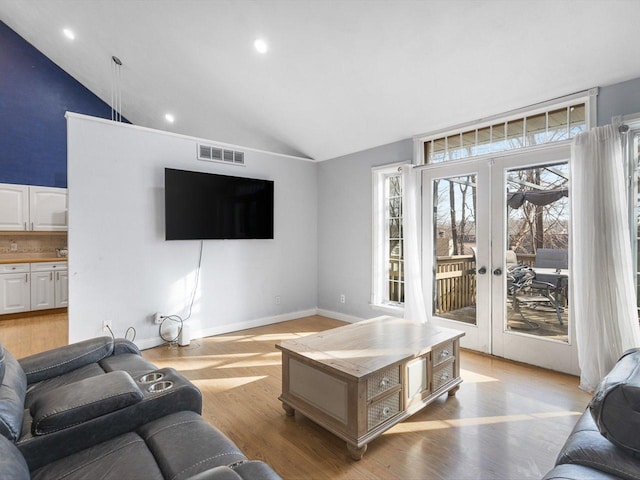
493;268;502;276
477;267;487;275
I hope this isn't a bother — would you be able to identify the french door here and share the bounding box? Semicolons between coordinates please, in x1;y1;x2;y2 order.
421;145;579;375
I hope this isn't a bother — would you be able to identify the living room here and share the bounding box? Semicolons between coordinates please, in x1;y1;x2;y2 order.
2;2;640;479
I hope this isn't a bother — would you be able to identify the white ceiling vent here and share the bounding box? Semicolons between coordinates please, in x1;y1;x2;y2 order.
197;144;244;165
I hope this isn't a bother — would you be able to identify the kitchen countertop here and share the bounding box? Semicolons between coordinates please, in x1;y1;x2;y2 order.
0;256;67;264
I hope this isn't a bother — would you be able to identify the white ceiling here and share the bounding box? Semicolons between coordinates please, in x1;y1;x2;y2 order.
1;0;639;161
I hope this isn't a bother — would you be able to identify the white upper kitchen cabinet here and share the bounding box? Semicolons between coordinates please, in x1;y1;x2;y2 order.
0;183;67;231
29;186;68;231
0;184;29;230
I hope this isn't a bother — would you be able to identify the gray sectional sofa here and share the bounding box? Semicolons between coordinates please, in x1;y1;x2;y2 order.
0;336;281;480
543;348;640;479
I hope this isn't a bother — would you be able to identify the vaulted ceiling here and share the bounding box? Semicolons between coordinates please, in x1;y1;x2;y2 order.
1;0;639;161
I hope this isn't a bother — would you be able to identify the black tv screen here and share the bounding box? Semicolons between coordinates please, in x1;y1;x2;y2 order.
165;168;274;240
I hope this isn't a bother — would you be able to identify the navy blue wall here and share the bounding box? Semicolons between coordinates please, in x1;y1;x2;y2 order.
0;21;115;188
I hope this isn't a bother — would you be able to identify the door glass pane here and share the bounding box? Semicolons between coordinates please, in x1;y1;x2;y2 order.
505;162;569;342
433;175;477;325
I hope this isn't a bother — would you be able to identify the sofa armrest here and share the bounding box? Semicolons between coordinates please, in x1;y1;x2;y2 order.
113;338;141;356
186;466;244;480
19;337;115;384
29;371;142;435
233;461;283;480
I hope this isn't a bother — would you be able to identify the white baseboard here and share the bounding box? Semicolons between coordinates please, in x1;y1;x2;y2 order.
135;308;319;350
135;336;167;350
316;309;364;324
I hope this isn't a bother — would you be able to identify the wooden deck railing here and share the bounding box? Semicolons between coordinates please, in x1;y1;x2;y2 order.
435;255;476;314
434;252;535;314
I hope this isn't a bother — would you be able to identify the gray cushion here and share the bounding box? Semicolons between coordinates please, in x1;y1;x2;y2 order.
543;463;623;479
589;348;640;456
24;362;106;410
30;432;165;480
19;336;114;385
138;410;246;480
0;434;29;480
0;347;27;442
555;412;640;480
30;371;143;435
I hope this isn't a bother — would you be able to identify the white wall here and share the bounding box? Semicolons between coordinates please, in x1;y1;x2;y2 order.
317;140;412;321
67;114;317;348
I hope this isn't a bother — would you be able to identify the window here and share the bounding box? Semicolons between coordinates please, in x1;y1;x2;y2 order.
625;117;640;310
387;175;404;303
417;90;596;165
372;165;404;307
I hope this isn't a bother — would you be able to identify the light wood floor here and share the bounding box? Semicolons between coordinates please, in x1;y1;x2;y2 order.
0;309;68;358
143;315;591;480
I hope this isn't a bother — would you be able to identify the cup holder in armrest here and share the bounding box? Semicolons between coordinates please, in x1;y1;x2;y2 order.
139;372;165;384
147;381;173;393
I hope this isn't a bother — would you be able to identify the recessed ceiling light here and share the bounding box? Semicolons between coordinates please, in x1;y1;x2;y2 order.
254;38;268;54
63;28;75;40
165;113;175;123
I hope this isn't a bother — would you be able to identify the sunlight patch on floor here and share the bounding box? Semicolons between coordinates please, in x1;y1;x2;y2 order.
192;376;268;392
383;410;582;435
237;332;315;342
146;352;281;369
459;368;499;383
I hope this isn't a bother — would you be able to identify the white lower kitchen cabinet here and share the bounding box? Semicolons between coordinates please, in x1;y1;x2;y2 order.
30;271;55;310
55;269;69;307
0;264;30;314
30;262;68;311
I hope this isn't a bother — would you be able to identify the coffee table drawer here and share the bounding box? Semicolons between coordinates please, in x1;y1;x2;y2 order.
433;359;455;392
433;341;454;366
367;365;400;400
368;391;401;431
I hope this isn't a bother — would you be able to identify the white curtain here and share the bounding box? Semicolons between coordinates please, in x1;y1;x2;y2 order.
402;165;429;324
571;125;640;392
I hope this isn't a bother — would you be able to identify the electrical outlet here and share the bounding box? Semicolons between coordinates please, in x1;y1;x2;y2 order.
103;319;112;331
275;295;281;305
154;312;163;324
340;294;346;304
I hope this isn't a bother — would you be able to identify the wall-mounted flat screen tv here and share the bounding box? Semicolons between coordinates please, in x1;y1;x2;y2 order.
165;168;274;240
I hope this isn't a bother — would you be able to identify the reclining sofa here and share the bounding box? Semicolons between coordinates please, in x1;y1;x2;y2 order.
543;348;640;479
0;337;282;480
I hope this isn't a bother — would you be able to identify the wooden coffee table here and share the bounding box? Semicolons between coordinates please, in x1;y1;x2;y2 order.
276;316;464;460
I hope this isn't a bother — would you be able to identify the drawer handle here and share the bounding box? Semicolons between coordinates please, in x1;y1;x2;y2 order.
382;406;391;417
379;377;390;388
440;372;450;381
440;350;450;358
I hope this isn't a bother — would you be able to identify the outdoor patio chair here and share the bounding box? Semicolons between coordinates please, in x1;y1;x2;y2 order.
507;254;564;328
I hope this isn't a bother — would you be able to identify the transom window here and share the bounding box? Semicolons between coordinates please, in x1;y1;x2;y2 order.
422;101;589;164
